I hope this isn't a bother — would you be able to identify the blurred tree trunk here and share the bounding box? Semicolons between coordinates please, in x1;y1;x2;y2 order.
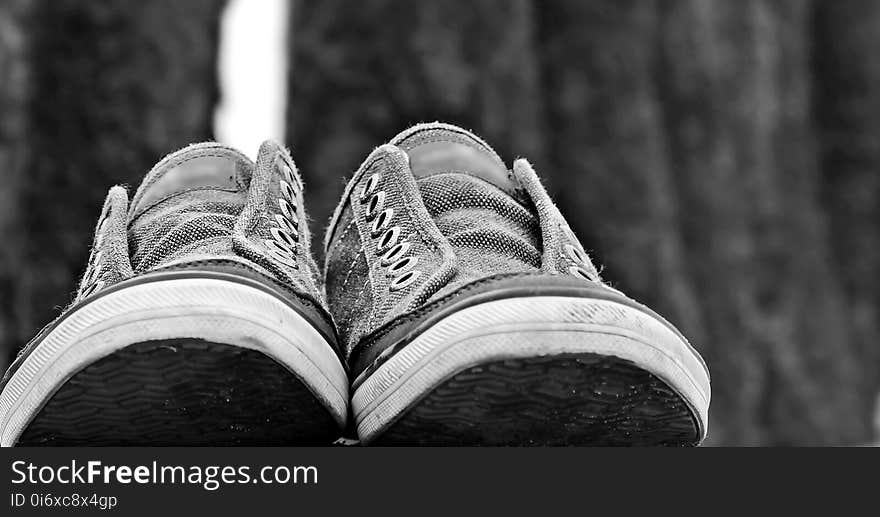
287;0;543;239
657;0;867;444
2;0;225;368
813;0;880;432
0;0;31;368
284;0;877;444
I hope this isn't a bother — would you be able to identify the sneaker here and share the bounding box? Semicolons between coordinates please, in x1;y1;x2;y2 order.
324;123;710;445
0;141;348;445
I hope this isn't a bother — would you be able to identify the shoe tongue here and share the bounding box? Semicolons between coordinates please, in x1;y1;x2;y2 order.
390;123;519;195
129;143;253;219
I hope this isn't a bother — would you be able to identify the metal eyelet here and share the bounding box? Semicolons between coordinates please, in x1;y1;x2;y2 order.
86;248;103;274
381;241;411;266
268;247;298;269
564;243;589;266
80;280;105;299
365;191;385;221
266;238;295;257
94;218;109;247
359;174;380;203
279;198;296;221
389;270;421;291
371;208;394;237
376;226;401;254
270;226;298;248
276;157;296;185
388;256;418;276
280;180;296;202
82;266;99;287
568;265;594;281
274;214;298;236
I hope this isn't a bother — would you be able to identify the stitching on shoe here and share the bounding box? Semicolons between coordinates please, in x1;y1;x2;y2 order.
142;147;248;184
351;276;372;351
401;136;492;155
392;124;498;156
325;217;357;260
325;153;387;250
340;244;365;291
129;148;244;219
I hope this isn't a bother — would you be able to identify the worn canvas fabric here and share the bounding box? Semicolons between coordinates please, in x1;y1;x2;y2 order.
324;122;601;368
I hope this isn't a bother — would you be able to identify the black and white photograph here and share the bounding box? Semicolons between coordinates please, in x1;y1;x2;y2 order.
0;0;877;511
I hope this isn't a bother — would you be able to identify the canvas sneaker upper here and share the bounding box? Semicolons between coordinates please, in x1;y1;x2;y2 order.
0;140;348;445
28;140;337;363
324;123;602;378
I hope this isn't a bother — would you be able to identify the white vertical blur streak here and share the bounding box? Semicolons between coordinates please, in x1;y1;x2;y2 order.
214;0;289;158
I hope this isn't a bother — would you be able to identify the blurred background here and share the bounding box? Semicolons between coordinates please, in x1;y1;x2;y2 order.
1;0;878;445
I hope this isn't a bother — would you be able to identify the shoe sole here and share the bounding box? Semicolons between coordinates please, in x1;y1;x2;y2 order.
353;296;710;446
0;277;348;446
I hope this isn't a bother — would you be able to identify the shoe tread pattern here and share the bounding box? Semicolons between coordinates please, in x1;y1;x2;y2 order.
17;340;339;445
374;353;700;446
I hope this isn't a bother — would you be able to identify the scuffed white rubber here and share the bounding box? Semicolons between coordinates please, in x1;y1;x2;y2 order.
0;277;348;447
353;296;710;443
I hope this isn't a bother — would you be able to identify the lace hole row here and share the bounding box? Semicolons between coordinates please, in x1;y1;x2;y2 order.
269;247;297;268
89;250;104;271
265;238;298;268
266;237;294;255
276;156;299;188
269;179;300;268
270;226;298;248
274;213;298;235
81;242;106;294
81;210;111;299
359;172;422;292
280;180;297;203
269;166;299;261
94;217;109;248
82;265;99;287
279;198;296;220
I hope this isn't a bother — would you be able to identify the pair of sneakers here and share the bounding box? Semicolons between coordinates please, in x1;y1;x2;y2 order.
0;123;710;446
